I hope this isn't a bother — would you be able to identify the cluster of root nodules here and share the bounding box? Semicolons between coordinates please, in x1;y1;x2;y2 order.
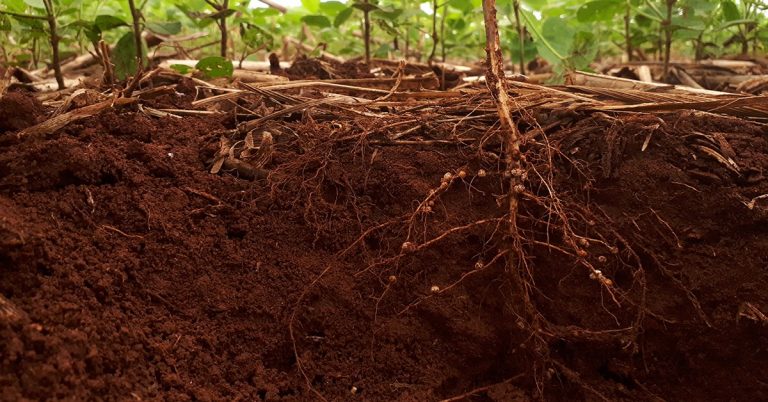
2;88;768;401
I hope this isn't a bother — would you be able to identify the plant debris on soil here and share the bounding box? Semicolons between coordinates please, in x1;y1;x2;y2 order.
1;57;768;402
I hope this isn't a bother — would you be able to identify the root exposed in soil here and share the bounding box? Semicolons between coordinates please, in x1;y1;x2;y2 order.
1;82;768;402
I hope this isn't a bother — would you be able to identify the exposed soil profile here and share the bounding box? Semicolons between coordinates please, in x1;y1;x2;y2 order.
1;88;767;402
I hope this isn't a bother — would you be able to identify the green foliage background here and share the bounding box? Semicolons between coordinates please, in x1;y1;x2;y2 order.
1;0;766;76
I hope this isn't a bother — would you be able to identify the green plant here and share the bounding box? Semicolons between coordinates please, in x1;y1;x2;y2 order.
0;0;65;88
234;7;278;67
333;0;403;64
0;0;765;86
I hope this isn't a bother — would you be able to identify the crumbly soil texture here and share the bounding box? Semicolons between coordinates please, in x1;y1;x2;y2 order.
1;85;767;402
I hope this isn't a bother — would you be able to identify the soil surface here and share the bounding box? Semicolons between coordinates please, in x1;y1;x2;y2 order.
1;89;767;402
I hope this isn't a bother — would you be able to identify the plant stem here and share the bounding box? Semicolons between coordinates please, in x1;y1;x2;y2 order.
440;6;446;62
656;23;662;61
363;0;371;65
220;0;229;58
662;0;675;82
512;0;525;74
31;37;38;69
481;0;527;314
624;1;632;62
428;0;438;63
403;0;410;59
694;32;703;61
127;0;143;68
42;0;64;90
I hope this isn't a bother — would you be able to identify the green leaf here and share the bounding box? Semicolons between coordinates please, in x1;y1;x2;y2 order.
568;31;598;70
195;56;234;79
94;15;127;32
60;0;83;7
717;18;758;30
319;1;347;15
145;21;182;35
23;0;44;9
576;0;623;23
372;7;402;21
449;0;474;12
114;31;145;80
59;7;79;17
12;15;43;30
374;43;391;58
301;0;320;13
374;18;398;37
635;13;653;27
204;8;236;19
721;0;740;21
334;7;354;27
0;14;10;31
352;1;379;13
521;0;547;8
301;14;331;28
671;15;706;31
67;20;100;43
83;25;100;43
447;16;467;31
242;24;274;50
683;0;716;13
2;0;26;13
674;28;701;40
170;64;193;74
505;31;537;64
251;7;281;18
537;16;573;64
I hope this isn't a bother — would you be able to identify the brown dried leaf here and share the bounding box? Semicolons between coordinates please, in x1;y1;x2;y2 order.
253;131;274;169
0;294;26;323
711;132;737;160
210;137;232;174
694;145;740;174
244;131;255;149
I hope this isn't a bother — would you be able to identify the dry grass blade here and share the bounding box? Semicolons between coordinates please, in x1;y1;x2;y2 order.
568;70;730;96
157;108;226;116
251;131;273;169
262;81;459;99
210;136;232;174
237;97;351;133
693;145;740;174
139;105;183;119
736;76;768;94
738;302;767;324
0;68;11;95
571;86;719;104
0;294;26;322
592;96;768;120
52;89;107;117
18;97;137;139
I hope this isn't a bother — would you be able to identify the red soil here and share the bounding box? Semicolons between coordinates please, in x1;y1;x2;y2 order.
1;91;767;401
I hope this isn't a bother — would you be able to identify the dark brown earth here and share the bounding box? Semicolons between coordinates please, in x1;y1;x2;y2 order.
283;55;375;80
1;90;767;401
